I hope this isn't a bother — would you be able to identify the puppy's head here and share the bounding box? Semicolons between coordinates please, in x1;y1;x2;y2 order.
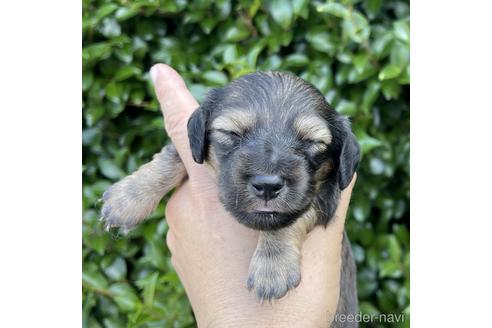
188;72;359;230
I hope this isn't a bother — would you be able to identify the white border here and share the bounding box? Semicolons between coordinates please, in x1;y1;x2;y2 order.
412;1;492;326
0;1;81;327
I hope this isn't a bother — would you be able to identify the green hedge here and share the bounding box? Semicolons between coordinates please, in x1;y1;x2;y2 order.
82;0;410;327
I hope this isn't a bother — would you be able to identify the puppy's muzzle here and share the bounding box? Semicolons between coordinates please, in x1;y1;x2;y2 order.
249;175;285;202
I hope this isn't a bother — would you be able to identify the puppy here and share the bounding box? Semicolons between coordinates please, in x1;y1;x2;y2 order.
101;72;360;327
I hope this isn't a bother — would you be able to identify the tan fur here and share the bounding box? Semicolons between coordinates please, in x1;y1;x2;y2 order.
101;144;186;231
293;114;332;145
247;207;317;300
314;160;334;191
205;147;220;173
209;130;235;145
211;110;256;134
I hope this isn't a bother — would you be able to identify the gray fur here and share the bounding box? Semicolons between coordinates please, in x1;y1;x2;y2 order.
247;206;317;301
331;233;358;328
101;144;186;231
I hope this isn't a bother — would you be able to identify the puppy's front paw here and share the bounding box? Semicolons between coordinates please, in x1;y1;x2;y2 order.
247;250;301;302
101;178;160;231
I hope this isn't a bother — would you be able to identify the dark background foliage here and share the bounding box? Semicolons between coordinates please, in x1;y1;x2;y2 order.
82;0;409;327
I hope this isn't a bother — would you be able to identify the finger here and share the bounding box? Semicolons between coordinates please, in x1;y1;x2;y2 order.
150;64;204;175
327;173;357;232
299;173;357;269
290;174;357;318
165;181;193;231
166;230;176;254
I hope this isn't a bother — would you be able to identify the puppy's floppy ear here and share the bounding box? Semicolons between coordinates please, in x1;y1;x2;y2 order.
336;117;360;190
187;88;220;164
187;108;208;164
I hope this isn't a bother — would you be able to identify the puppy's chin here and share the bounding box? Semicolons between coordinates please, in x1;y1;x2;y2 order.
229;207;309;231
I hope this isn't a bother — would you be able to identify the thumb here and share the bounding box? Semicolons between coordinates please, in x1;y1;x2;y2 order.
150;64;200;172
329;173;357;233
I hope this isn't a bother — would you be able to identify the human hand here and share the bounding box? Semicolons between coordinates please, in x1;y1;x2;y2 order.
150;64;357;328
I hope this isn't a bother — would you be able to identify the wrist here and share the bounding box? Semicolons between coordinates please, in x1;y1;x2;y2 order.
196;293;329;328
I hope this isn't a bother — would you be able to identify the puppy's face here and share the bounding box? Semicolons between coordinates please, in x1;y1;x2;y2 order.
188;72;359;230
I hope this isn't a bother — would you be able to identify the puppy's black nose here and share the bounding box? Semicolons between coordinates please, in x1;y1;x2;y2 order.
250;175;284;201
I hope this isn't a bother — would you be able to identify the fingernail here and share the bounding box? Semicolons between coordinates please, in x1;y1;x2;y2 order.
150;65;158;84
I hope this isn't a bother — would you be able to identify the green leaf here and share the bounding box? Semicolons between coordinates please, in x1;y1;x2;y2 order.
248;0;262;17
260;54;282;71
357;269;378;298
142;272;159;306
371;32;394;59
223;44;238;64
105;81;124;103
189;84;209;103
369;157;385;175
352;201;370;222
83;268;109;291
255;14;272;36
364;0;383;18
316;2;349;18
82;71;94;92
82;43;112;65
379;261;403;278
378;64;402;80
114;44;133;63
130;89;145;105
109;283;142;312
267;29;293;51
387;235;403;261
343;11;370;43
394;224;410;247
353;53;369;73
268;0;294;30
393;19;410;44
86;317;103;328
336;99;358;116
104;257;127;281
98;158;125;180
247;39;267;67
95;3;118;21
347;64;377;84
99;18;121;37
306;27;337;54
284;53;309;67
358;132;383;154
82;127;99;146
359;301;381;315
102;318;125;328
200;17;219;34
85;104;105;126
398;65;410;85
292;0;309;18
114;66;142;82
381;79;401;99
361;80;381;111
115;6;140;21
390;41;410;69
352;244;365;262
224;23;250;42
216;0;232;18
144;239;168;271
202;71;228;86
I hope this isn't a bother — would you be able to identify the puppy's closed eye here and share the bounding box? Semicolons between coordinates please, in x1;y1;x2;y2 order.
306;140;328;153
210;129;242;145
293;114;332;151
211;111;256;133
